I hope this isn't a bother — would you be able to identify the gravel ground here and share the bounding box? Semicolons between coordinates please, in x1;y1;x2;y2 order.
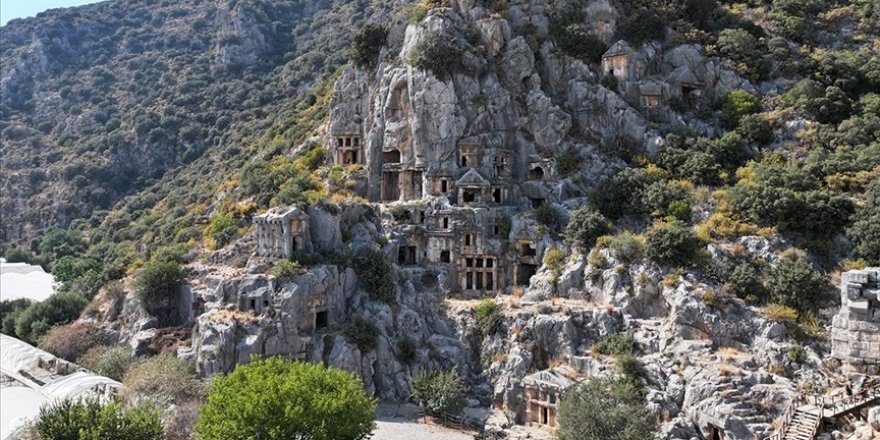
371;420;474;440
371;403;474;440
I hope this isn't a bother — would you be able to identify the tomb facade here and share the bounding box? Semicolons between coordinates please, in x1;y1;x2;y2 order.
253;207;313;259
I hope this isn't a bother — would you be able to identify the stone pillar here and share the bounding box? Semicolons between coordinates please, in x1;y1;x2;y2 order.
831;268;880;366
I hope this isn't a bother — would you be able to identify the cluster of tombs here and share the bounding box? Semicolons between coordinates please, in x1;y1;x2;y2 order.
600;40;704;113
253;131;559;298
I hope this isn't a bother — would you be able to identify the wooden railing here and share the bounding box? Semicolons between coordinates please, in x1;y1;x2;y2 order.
765;377;880;440
765;396;803;440
815;378;880;417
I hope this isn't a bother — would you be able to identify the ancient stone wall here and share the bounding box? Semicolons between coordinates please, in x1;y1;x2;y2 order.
831;268;880;366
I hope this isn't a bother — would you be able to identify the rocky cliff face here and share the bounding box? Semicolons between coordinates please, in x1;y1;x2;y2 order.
7;0;878;439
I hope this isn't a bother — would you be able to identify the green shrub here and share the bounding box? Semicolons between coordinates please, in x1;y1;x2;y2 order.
38;227;87;263
721;90;762;128
14;292;88;344
37;398;163;440
122;354;201;403
556;148;584;177
150;243;190;264
551;23;607;64
408;34;463;78
78;346;135;381
406;4;429;24
272;259;302;282
601;74;619;91
614;353;646;383
593;168;659;219
847;207;880;261
351;23;388;67
207;213;238;248
133;260;184;310
727;263;764;300
728;161;854;238
765;258;826;310
473;300;501;336
51;256;100;284
535;203;561;228
0;298;32;338
196;358;376;440
716;28;769;81
2;247;38;264
543;248;566;275
40;322;108;362
616;8;666;45
666;199;692;222
736;114;774;147
787;344;807;364
764;303;799;322
564;207;611;249
344;317;379;352
410;369;467;419
644;221;702;266
607;232;644;261
352;248;395;302
556;376;654;440
592;333;637;356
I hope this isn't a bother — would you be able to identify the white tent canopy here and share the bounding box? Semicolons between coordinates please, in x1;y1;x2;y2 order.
0;334;123;439
0;259;56;302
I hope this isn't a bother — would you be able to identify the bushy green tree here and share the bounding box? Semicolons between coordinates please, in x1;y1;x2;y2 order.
196;358;375;440
410;369;467;420
14;292;88;344
51;256;100;284
0;298;31;337
727;262;764;300
765;258;826;310
351;23;388;67
552;24;607;64
206;213;239;248
593;168;659;219
344;317;379;352
38;227;87;263
592;333;636;356
616;8;666;45
352;248;395;302
3;247;38;264
721;90;762;128
645;221;702;266
78;346;135;381
473;299;501;336
132;260;184;309
272;259;302;282
556;376;655;440
847;207;880;263
736;114;774;147
564;207;611;248
37;398;163;440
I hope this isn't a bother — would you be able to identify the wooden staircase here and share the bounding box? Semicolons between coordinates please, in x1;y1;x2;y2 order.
781;407;820;440
766;377;880;440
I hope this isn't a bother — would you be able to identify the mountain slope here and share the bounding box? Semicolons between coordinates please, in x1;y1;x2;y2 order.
0;0;389;244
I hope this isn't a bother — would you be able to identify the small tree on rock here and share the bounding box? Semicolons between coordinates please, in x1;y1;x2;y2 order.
133;260;184;310
564;207;612;249
410;369;468;421
556;376;655;440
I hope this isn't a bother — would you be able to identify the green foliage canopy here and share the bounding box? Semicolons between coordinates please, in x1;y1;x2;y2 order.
556;376;655;440
196;358;376;440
